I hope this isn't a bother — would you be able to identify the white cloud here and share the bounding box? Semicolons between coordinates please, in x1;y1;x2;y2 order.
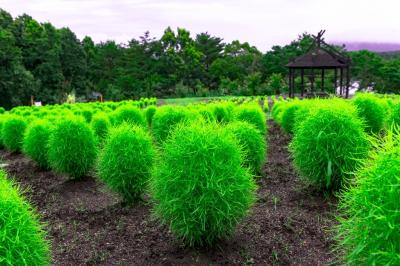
1;0;399;51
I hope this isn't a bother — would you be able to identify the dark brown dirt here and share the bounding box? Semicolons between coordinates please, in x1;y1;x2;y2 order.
0;120;337;266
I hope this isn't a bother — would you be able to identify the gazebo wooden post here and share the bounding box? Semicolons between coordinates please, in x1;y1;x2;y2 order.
334;68;338;93
346;66;350;98
340;67;344;96
310;68;314;92
301;69;304;97
292;68;296;97
321;68;325;92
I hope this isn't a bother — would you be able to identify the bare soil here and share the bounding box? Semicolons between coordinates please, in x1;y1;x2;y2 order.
0;120;337;265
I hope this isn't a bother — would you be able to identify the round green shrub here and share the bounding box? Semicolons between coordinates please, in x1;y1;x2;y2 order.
90;112;111;142
80;108;93;123
226;121;266;175
1;116;27;152
335;130;400;265
197;107;216;122
144;105;157;126
22;120;52;169
234;104;266;135
112;106;146;127
0;169;50;265
280;102;302;134
151;106;196;143
353;93;385;133
0;118;4;148
389;102;400;127
290;103;369;191
97;124;154;203
211;103;232;123
151;123;256;246
47;117;96;179
0;107;5;114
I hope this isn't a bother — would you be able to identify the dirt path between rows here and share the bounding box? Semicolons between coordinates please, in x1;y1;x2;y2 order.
0;120;337;265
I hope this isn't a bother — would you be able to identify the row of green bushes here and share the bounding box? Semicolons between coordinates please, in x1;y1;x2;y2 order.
272;93;400;265
0;99;268;263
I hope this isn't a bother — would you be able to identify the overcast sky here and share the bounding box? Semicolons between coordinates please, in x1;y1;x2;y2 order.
1;0;400;51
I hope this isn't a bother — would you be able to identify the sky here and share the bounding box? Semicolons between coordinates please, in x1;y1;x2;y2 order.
1;0;400;51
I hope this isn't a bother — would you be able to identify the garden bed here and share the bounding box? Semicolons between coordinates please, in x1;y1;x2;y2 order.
0;120;336;265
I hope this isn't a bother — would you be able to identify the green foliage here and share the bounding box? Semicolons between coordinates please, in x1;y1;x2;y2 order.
90;112;111;142
353;93;386;133
226;121;266;175
290;102;369;191
335;129;400;265
234;104;266;135
151;123;256;246
0;107;5;114
389;102;400;127
22;120;52;169
97;124;154;203
112;106;147;127
47;117;96;179
0;169;50;265
144;105;157;126
151;106;197;143
0;118;4;148
211;103;233;123
1;116;26;152
280;101;301;134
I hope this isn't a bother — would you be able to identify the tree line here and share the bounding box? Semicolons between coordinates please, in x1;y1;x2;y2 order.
1;8;399;109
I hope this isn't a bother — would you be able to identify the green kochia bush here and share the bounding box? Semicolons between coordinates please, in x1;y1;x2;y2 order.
0;118;4;148
48;117;96;179
144;105;157;126
91;112;111;143
112;106;147;127
353;93;386;133
151;106;196;143
1;116;27;152
23;120;52;169
290;102;369;191
226;121;266;175
151;123;256;246
234;104;266;135
335;130;400;265
0;169;50;265
280;101;302;134
97;124;154;203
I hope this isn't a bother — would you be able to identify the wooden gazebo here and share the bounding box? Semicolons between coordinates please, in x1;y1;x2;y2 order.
286;30;351;98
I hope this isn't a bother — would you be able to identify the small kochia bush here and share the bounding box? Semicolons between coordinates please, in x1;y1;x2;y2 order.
353;93;385;133
97;124;154;203
290;102;369;191
234;104;266;135
0;117;4;148
23;120;52;169
151;123;256;246
151;106;196;143
144;105;157;126
90;112;111;143
335;129;400;265
0;169;50;265
1;116;27;152
211;103;233;123
389;102;400;127
226;121;266;175
280;101;302;134
48;117;96;179
0;107;5;114
112;106;147;128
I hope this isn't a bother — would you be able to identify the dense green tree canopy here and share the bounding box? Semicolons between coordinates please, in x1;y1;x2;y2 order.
0;8;399;108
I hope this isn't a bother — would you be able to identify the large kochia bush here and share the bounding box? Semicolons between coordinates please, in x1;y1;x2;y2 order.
226;121;266;175
47;117;96;179
0;169;50;265
335;129;400;265
112;106;147;128
353;93;385;133
97;124;154;203
234;104;266;135
151;123;256;246
290;102;369;191
23;120;52;169
1;116;27;152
